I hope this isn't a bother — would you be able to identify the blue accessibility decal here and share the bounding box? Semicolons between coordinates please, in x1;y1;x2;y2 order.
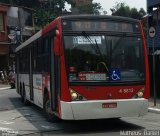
109;69;121;81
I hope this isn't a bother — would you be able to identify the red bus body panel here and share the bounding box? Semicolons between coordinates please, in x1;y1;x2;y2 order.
139;21;150;99
70;85;145;100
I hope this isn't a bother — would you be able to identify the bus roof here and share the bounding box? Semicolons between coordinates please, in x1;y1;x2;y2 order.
60;15;140;23
15;15;140;52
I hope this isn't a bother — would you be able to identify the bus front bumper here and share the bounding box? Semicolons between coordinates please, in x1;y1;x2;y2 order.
60;98;148;120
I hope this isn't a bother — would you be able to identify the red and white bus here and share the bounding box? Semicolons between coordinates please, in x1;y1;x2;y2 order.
15;15;150;121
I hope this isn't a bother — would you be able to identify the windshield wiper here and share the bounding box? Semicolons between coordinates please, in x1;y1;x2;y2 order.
81;31;102;56
81;31;109;72
94;38;103;57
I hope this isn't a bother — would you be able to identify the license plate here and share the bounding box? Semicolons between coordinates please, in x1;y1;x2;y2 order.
102;103;117;108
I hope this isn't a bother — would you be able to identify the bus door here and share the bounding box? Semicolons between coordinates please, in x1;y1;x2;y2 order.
30;47;34;100
50;35;60;110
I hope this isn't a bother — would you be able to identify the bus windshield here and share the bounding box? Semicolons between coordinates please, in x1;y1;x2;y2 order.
64;35;145;83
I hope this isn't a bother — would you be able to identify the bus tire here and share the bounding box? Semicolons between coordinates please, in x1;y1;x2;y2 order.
22;84;30;105
20;83;24;103
43;93;60;122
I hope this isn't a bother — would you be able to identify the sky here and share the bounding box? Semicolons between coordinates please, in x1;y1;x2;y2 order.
65;0;147;15
93;0;147;15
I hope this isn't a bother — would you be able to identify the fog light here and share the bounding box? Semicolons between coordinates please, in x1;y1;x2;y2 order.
78;96;83;100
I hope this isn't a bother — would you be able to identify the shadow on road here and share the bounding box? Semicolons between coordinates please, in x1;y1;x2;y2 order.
55;119;144;134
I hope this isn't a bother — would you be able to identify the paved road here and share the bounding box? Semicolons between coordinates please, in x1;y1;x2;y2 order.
0;89;160;136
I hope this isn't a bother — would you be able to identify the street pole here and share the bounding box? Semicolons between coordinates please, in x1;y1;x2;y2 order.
153;8;159;106
152;37;156;106
149;26;156;106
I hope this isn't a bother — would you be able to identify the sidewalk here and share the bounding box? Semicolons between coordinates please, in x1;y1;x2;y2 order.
0;83;10;90
148;98;160;114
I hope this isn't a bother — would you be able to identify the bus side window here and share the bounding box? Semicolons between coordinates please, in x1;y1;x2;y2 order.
33;41;38;73
40;37;50;73
24;47;30;73
36;39;43;73
33;37;50;73
19;51;23;73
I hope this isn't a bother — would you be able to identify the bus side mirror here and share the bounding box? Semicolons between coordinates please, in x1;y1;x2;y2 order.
54;36;61;56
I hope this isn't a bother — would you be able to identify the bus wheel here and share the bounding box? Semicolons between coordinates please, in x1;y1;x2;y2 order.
43;94;60;122
22;85;30;105
20;83;24;103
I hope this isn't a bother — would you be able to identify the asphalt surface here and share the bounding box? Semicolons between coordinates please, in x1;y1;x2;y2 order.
0;85;160;136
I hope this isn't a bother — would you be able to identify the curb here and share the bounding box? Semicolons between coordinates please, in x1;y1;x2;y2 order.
148;107;160;114
0;87;11;90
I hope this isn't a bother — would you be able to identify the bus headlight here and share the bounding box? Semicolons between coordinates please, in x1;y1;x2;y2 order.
71;92;78;100
133;88;144;98
69;88;87;101
137;91;143;97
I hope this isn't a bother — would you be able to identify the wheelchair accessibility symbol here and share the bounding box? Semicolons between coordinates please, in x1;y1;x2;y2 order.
110;69;121;81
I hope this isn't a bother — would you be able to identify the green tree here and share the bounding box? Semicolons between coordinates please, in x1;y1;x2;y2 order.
110;2;130;17
130;8;140;19
77;3;102;15
34;0;69;28
139;8;146;17
110;2;146;19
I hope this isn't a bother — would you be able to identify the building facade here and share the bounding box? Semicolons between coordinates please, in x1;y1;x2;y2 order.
147;0;160;98
0;5;9;71
0;3;34;72
147;0;160;51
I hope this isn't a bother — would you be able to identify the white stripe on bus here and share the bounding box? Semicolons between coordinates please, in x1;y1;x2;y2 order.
15;30;42;52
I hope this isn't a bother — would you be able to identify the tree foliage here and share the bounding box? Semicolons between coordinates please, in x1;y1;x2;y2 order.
110;2;146;20
75;3;102;15
0;0;103;27
34;0;68;28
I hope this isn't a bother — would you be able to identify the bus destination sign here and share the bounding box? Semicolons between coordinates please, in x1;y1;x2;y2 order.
62;20;139;32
